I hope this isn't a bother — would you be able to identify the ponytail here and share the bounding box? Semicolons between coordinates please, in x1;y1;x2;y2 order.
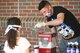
6;29;17;49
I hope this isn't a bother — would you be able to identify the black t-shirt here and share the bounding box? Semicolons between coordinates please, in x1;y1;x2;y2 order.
47;6;80;38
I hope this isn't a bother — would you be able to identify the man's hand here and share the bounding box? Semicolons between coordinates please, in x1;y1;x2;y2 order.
34;22;46;28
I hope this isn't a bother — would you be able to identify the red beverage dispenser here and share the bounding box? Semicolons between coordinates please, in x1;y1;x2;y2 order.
39;32;57;53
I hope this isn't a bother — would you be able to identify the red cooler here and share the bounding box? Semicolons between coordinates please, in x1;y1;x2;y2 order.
39;32;57;53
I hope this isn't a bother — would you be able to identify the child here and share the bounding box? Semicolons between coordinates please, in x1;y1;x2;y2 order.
3;17;31;53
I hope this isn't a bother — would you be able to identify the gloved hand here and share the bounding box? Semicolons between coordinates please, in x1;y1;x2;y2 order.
34;22;46;28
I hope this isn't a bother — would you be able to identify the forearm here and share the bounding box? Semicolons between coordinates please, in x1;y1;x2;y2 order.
51;27;57;33
45;19;63;26
45;13;64;26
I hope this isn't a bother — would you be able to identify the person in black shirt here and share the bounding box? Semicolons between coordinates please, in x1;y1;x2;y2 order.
34;0;80;53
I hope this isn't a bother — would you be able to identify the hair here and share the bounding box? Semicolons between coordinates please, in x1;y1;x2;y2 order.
38;0;51;11
6;17;21;49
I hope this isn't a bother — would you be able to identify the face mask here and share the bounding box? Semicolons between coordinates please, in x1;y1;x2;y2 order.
44;12;51;17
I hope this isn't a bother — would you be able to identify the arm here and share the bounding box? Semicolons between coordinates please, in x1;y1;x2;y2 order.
25;48;30;53
34;13;64;28
50;27;57;33
45;13;64;26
